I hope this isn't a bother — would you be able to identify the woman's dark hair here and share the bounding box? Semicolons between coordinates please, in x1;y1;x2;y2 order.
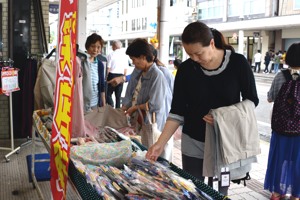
85;33;104;50
150;44;165;66
285;42;300;68
126;38;154;62
181;21;234;52
173;58;182;69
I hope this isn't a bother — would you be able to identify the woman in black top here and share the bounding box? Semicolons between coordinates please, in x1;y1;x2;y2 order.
146;21;259;195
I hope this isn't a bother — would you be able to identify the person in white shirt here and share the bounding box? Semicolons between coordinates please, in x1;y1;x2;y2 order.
106;40;129;108
253;50;262;73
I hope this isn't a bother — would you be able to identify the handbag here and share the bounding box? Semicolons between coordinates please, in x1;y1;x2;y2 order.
136;108;173;161
136;108;161;148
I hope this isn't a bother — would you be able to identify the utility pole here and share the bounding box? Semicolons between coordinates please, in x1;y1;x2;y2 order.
78;0;87;50
157;0;170;66
238;0;244;55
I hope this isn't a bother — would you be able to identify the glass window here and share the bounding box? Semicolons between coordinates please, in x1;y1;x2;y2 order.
142;17;147;30
228;0;265;17
132;19;135;31
228;37;238;45
294;0;300;9
144;17;147;30
137;18;140;30
197;0;223;20
248;37;254;45
228;0;239;16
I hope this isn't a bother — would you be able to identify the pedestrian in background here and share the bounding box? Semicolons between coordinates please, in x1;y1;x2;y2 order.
253;50;262;73
268;49;275;73
82;33;106;112
146;21;259;195
273;51;281;73
172;58;182;76
264;43;300;200
263;51;271;74
106;40;129;108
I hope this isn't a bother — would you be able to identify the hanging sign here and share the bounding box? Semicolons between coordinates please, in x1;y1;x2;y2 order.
49;3;59;14
1;67;20;94
50;0;77;199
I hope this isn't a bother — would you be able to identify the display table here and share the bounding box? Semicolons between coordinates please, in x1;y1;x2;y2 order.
131;138;230;200
31;109;229;200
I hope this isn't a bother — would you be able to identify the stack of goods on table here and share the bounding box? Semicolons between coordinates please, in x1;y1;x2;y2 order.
84;106;141;142
69;127;229;200
71;156;211;200
32;109;53;142
33;106;140;142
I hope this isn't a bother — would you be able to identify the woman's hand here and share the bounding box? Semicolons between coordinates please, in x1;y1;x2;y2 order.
146;120;179;161
125;105;137;116
203;114;214;125
146;142;165;162
121;105;128;112
107;76;124;87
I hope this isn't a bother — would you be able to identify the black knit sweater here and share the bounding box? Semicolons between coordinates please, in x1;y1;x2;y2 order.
170;50;259;142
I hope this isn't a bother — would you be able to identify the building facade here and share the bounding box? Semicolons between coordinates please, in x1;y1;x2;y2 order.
91;0;300;64
195;0;300;64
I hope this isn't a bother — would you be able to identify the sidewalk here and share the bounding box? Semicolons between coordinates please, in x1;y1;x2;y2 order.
172;139;271;200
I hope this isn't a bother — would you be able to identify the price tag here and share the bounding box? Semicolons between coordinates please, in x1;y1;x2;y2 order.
221;168;230;187
212;176;219;191
1;68;20;93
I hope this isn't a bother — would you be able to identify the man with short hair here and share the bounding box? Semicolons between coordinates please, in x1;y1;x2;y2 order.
253;50;262;73
106;40;129;108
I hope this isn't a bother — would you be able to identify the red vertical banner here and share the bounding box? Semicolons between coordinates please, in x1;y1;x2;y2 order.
50;0;77;199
